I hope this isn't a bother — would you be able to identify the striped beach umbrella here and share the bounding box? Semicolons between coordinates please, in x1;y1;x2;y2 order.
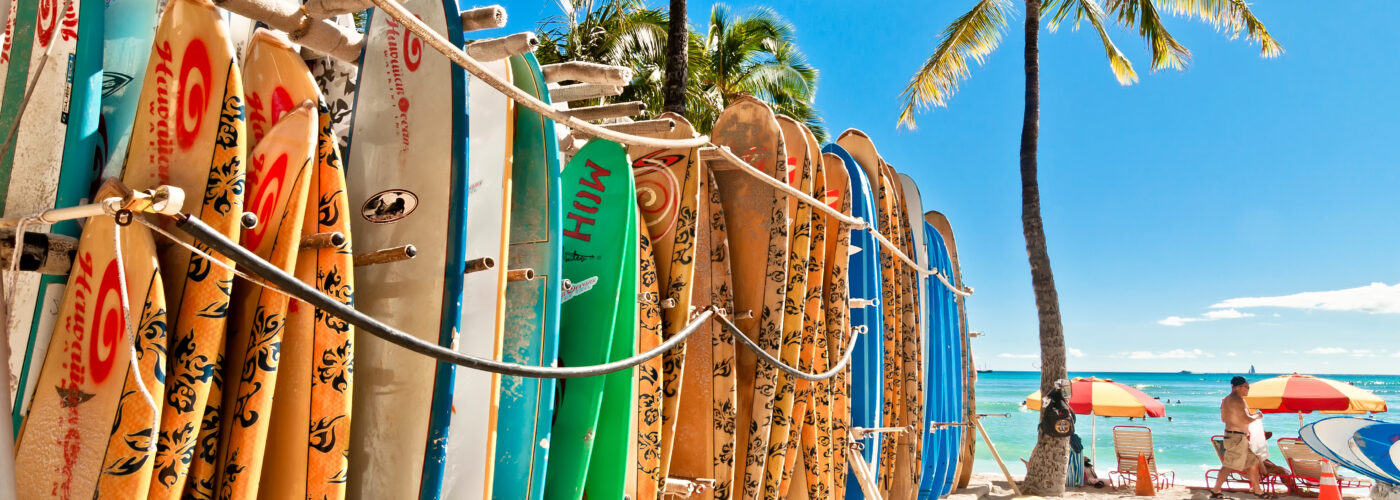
1026;377;1166;464
1025;377;1166;417
1244;373;1387;425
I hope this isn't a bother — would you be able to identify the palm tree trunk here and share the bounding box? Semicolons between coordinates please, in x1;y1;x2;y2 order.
663;0;688;114
1018;0;1070;495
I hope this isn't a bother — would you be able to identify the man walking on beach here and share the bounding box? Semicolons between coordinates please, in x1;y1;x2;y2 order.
1210;376;1273;498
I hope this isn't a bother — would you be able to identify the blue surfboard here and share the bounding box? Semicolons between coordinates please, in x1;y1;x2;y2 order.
919;221;960;499
1301;417;1394;484
1353;423;1400;484
823;143;884;499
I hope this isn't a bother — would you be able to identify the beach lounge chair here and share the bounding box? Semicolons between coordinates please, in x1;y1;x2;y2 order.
1109;425;1175;490
1277;437;1372;492
1204;434;1287;494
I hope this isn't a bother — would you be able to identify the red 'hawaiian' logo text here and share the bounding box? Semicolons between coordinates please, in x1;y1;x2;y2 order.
89;260;123;384
247;86;295;144
404;27;422;72
176;39;213;150
243;153;289;252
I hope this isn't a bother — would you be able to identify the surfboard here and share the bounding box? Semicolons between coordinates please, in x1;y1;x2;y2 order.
710;96;789;500
344;0;469;494
117;0;247;495
440;51;512;500
925;210;972;491
543;138;635;499
781;122;829;498
1351;423;1400;483
4;0;102;434
1301;417;1393;483
13;180;166;500
97;0;156;180
898;173;938;500
837;130;906;497
819;151;853;500
633;214;662;500
258;96;355;500
919;218;960;500
820;142;883;500
246;29;355;499
761;114;812;498
668;167;738;500
627;111;700;484
306;13;358;153
214;102;317;500
491;51;561;500
882;165;923;500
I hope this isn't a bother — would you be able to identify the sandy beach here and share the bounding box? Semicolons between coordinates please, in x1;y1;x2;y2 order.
961;473;1385;500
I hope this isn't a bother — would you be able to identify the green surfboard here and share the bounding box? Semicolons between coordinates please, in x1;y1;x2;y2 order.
544;138;637;499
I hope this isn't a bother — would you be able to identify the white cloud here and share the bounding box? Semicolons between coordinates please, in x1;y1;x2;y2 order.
1306;347;1348;355
1282;349;1298;354
1392;352;1400;358
1158;308;1255;326
1067;348;1085;358
1211;282;1400;314
1351;349;1377;358
1121;349;1213;360
998;353;1037;359
1227;352;1238;357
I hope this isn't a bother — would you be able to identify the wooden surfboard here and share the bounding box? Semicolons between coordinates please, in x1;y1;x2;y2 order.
924;210;973;493
440;53;513;500
710;96;789;500
819;142;883;500
818;152;853;500
344;0;469;494
899;173;935;500
214;102;317;500
491;52;562;500
246;29;355;500
837;130;905;497
117;0;248;495
626;111;701;484
669;167;738;500
632;214;662;500
760;114;811;499
5;0;102;433
97;0;157;180
13;180;167;500
543;138;635;499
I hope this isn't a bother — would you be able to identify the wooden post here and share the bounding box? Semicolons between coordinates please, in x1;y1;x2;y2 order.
974;416;1022;496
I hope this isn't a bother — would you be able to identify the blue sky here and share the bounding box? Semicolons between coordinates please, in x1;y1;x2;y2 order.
488;1;1400;374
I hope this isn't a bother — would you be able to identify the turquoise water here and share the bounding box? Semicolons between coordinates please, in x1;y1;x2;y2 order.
970;371;1400;486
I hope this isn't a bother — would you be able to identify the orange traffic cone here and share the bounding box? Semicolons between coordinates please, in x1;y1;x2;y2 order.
1135;452;1156;496
1318;459;1343;500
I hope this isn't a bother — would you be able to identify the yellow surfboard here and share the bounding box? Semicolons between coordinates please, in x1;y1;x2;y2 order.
783;126;831;498
120;0;247;496
15;180;167;500
819;153;854;500
214;103;317;500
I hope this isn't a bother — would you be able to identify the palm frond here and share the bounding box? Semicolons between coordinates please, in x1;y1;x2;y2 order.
897;0;1012;129
1105;0;1191;71
1155;0;1282;57
1046;0;1137;84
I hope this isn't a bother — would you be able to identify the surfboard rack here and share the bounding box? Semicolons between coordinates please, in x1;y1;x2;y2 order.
662;477;716;498
354;244;417;266
300;231;346;250
0;231;77;275
0;185;185;230
659;297;677;309
241;212;260;230
465;32;538;62
214;0;363;62
564;101;647;122
464;256;496;274
542;61;633;87
550;83;625;103
505;268;535;282
850;297;879;309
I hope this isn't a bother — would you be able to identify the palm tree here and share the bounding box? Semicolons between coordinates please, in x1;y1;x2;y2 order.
663;0;687;114
535;0;668;68
896;0;1280;494
692;3;823;140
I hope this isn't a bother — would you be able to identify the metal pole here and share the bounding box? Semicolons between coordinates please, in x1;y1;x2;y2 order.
1092;412;1098;467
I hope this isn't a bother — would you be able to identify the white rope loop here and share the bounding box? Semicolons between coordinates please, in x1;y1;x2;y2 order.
110;221;158;455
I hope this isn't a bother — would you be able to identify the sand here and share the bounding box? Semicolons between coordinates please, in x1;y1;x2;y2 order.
963;473;1378;500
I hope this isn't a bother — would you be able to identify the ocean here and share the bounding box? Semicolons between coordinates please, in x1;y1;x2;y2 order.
969;371;1400;486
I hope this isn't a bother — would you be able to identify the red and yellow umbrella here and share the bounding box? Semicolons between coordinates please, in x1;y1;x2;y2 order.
1244;373;1387;422
1026;377;1167;417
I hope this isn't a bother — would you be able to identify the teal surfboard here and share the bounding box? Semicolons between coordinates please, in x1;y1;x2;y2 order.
98;0;156;180
491;51;563;500
7;0;104;432
544;138;636;499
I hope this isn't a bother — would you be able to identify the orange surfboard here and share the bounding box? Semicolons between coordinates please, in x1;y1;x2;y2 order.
15;180;168;500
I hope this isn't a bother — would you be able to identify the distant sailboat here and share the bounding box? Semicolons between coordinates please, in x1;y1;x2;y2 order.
1249;365;1257;375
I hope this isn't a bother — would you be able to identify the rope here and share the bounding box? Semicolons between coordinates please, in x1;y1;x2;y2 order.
712;311;860;382
365;0;707;150
162;213;723;379
110;221;157;456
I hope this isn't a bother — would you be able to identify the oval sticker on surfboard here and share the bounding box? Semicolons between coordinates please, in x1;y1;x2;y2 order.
361;189;418;223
